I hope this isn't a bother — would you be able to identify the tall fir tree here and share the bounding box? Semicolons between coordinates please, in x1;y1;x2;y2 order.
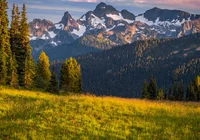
47;66;59;93
157;88;164;100
17;4;35;88
141;80;149;99
9;4;20;87
0;0;12;85
148;75;157;99
10;54;18;87
10;4;20;54
177;81;184;101
0;1;7;84
168;87;173;100
186;76;200;101
173;75;178;100
35;51;51;89
194;76;200;101
60;57;82;93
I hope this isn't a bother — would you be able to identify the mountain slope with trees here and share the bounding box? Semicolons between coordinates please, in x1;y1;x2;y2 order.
76;33;200;98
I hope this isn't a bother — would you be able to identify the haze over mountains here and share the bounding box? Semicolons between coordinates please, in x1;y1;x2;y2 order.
29;2;200;61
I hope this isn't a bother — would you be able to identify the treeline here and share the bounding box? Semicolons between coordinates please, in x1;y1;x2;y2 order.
0;1;82;94
141;75;200;101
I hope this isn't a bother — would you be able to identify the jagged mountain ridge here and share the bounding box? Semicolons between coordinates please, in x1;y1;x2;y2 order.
29;2;200;61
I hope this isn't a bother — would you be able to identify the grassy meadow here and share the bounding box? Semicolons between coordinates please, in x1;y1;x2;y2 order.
0;87;200;139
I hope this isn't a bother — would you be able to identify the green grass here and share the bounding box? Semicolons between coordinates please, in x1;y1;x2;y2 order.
0;88;200;140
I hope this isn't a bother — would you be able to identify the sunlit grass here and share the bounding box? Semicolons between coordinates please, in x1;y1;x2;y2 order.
0;87;200;139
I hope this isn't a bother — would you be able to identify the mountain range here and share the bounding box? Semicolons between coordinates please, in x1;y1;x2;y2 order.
29;2;200;61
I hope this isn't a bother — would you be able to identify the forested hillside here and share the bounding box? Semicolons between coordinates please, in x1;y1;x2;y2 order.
76;33;200;97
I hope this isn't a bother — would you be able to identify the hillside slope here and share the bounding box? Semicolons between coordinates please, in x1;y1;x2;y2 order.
0;88;200;139
77;33;200;97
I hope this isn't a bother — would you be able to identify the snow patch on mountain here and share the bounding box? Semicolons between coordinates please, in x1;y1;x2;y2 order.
118;23;125;26
51;41;57;46
91;14;106;28
136;15;190;26
55;23;64;30
41;34;49;40
80;15;86;21
135;15;154;25
72;24;86;37
170;29;176;32
106;13;134;24
107;25;116;31
48;31;57;38
35;24;39;29
29;36;38;40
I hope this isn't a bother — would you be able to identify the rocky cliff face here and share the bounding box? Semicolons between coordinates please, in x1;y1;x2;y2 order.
29;19;54;37
181;19;200;35
58;11;79;31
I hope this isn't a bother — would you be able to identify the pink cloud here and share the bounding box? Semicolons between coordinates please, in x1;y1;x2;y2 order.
62;0;97;2
62;0;128;3
134;0;200;9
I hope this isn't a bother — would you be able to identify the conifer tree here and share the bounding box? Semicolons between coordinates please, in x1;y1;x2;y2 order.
60;57;82;93
35;51;51;89
177;81;184;101
9;4;19;87
168;87;173;100
186;76;200;101
173;76;178;100
148;75;157;99
17;4;35;88
47;66;59;93
9;54;18;87
194;76;200;101
0;0;12;85
10;4;20;54
141;80;149;99
157;88;164;100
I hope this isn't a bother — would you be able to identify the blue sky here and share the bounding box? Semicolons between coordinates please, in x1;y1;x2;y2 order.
7;0;200;23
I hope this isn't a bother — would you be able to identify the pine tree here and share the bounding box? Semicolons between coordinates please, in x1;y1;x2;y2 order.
194;76;200;101
141;80;149;99
9;54;18;87
0;0;11;85
9;4;19;87
17;4;35;88
10;4;20;55
35;51;51;89
168;87;173;100
60;57;82;93
186;84;195;101
173;76;178;100
177;81;184;101
157;88;164;100
186;76;200;101
148;75;157;99
47;66;59;93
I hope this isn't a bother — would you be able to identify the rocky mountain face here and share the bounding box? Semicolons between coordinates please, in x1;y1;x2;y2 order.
29;19;54;38
29;2;200;61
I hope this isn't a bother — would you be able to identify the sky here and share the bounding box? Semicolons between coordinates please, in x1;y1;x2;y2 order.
7;0;200;23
